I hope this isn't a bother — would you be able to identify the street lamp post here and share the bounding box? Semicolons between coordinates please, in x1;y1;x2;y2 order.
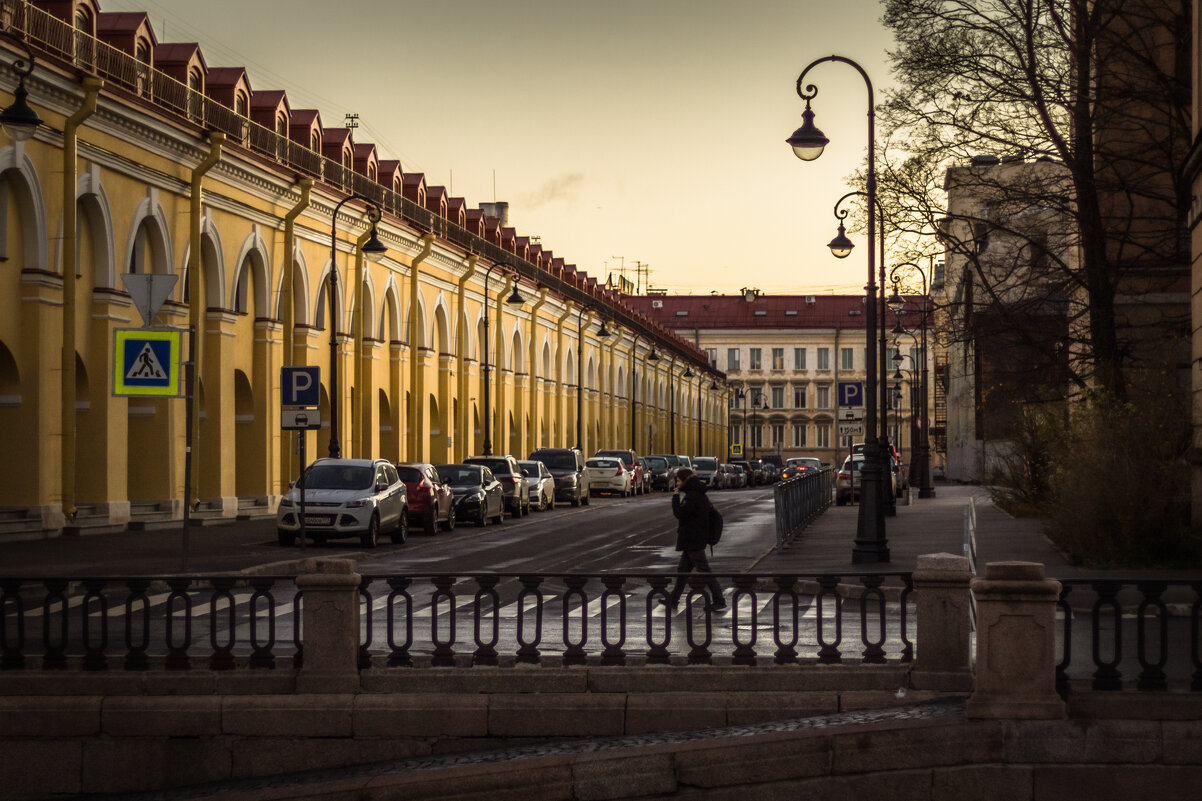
327;195;387;458
750;394;769;460
887;263;935;498
481;264;525;456
788;54;889;562
575;307;609;452
0;32;43;142
682;367;696;454
645;346;660;452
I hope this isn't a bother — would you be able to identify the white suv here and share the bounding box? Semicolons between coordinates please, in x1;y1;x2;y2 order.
277;458;408;547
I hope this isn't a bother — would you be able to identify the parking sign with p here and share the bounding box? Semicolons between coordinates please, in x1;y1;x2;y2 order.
281;366;320;407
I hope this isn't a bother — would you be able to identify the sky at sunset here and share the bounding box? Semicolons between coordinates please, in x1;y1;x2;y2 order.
100;0;897;295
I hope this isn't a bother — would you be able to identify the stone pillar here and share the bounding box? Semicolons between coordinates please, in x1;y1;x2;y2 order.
966;561;1065;719
910;553;973;692
295;558;361;694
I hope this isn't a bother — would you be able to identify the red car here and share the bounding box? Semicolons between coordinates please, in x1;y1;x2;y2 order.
395;462;456;534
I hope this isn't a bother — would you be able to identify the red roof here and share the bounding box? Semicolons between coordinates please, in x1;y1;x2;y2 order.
622;294;928;330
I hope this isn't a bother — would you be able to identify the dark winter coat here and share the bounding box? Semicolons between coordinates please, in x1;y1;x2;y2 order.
671;475;713;552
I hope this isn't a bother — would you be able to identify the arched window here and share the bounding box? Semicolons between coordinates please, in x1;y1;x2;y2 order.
311;131;320;152
72;6;94;66
235;91;248;117
188;68;203;122
367;164;377;182
275;114;288;159
134;38;151;96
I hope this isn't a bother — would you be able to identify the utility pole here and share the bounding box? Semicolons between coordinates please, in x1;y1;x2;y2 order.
632;261;650;295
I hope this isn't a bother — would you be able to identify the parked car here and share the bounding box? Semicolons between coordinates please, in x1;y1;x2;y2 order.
718;463;738;488
437;463;505;526
464;455;530;516
528;447;591;506
692;456;722;489
648;454;684;490
730;463;748;488
643;455;673;491
395;461;455;534
731;460;757;486
836;454;864;505
782;456;823;481
518;459;556;511
594;449;645;495
586;456;633;496
277;458;407;547
635;457;655;494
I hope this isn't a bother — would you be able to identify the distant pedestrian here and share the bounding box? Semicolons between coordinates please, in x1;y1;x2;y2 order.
664;467;725;611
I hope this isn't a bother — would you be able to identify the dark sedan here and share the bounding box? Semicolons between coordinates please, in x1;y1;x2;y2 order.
437;464;506;526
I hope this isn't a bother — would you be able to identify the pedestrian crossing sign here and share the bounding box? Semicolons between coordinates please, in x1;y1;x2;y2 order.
113;329;182;396
730;443;743;457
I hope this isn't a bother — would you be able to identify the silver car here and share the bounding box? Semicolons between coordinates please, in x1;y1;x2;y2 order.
518;459;556;511
277;458;407;548
586;457;632;497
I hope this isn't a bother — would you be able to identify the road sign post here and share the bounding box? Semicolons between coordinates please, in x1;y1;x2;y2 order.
281;366;321;551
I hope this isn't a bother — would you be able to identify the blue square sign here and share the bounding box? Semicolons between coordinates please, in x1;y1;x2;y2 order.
281;366;320;407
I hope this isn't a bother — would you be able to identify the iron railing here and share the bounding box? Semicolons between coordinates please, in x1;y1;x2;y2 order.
1;572;914;670
773;468;835;547
0;0;708;366
1055;579;1202;694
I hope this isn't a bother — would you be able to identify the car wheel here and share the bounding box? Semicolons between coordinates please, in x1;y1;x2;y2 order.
476;505;488;526
390;512;408;545
362;515;380;548
423;507;438;536
492;503;505;525
440;505;455;532
570;492;580;508
547;493;555;511
582;489;591;505
277;529;296;546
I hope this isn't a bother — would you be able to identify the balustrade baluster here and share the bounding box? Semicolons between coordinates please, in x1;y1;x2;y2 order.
472;576;500;666
1091;581;1123;690
386;577;414;667
163;578;192;671
898;575;914;663
859;575;887;664
430;576;457;667
816;575;843;664
600;576;627;666
248;578;277;670
208;578;237;671
771;576;799;664
561;576;589;666
645;576;672;664
41;578;68;670
1;579;26;670
1136;582;1168;691
124;579;151;671
1191;582;1202;691
684;576;713;665
730;576;757;665
1056;584;1073;697
515;575;544;665
81;579;109;671
357;577;374;670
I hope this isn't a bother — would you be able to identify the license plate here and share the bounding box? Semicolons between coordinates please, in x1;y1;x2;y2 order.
304;515;333;526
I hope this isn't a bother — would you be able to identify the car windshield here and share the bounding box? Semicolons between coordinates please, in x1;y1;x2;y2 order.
518;462;541;477
395;466;424;482
302;464;374;490
587;459;618;469
645;457;667;470
694;458;718;470
597;451;633;466
532;451;577;470
439;466;483;486
467;458;511;475
657;455;681;468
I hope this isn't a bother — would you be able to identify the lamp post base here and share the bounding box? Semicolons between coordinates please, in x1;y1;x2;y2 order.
919;487;937;499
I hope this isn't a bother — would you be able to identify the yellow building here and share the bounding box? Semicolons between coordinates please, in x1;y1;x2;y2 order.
0;0;726;536
624;292;935;473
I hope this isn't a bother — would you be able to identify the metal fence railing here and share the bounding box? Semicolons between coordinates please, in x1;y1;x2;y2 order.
1;571;914;670
773;468;835;548
1055;579;1202;694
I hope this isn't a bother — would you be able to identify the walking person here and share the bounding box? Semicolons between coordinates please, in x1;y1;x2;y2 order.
664;467;726;611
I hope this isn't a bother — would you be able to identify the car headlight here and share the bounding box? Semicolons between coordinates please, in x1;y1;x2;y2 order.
344;499;369;509
279;497;294;508
557;475;577;486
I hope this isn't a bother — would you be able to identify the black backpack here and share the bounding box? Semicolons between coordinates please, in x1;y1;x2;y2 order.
707;502;724;549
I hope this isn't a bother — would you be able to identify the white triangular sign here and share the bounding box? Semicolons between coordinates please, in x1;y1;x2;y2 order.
121;273;179;327
126;343;166;380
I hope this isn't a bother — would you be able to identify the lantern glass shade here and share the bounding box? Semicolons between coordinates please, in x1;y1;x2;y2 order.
361;228;387;263
0;85;41;142
786;104;828;161
886;288;905;313
828;222;854;259
506;285;526;305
